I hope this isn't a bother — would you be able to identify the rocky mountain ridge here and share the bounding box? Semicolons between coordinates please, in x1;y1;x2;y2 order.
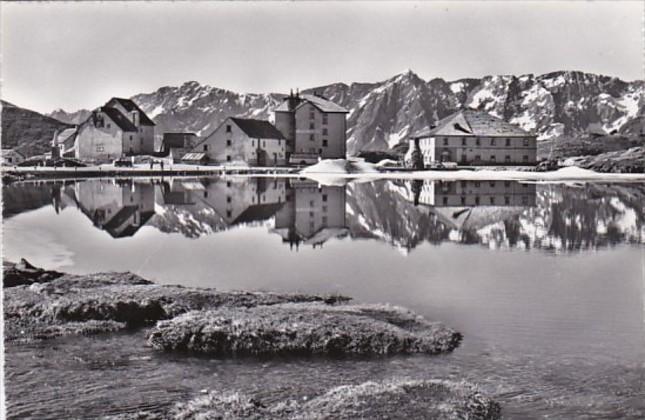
49;70;643;156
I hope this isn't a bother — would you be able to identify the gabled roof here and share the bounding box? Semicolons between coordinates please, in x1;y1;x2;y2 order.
2;149;25;158
230;118;285;139
107;97;155;126
162;132;197;149
232;202;285;225
102;107;138;132
274;94;348;113
415;110;531;138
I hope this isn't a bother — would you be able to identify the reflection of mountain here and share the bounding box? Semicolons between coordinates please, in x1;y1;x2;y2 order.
4;178;644;253
346;180;644;253
149;177;287;238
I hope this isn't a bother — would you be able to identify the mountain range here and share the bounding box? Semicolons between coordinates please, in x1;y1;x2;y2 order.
2;70;643;158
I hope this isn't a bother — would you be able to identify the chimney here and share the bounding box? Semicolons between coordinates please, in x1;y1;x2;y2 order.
131;111;140;127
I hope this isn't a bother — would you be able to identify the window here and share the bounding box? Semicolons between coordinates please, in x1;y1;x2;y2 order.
523;155;529;162
490;155;496;162
227;140;232;146
107;123;111;129
227;181;232;187
523;138;529;146
322;216;328;224
504;181;511;187
226;155;231;161
322;128;328;135
309;122;315;129
476;138;480;146
443;196;448;205
475;196;480;205
310;111;315;120
322;205;328;212
310;134;314;141
204;191;208;198
443;138;448;146
203;145;208;151
490;181;496;187
505;155;511;163
505;138;511;146
96;145;105;152
130;135;133;141
262;141;265;147
490;197;495;205
504;196;510;205
322;194;328;202
226;125;232;133
227;196;232;203
318;148;322;154
322;114;328;125
475;155;481;161
7;157;11;163
461;196;466;205
490;138;496;146
462;138;466;146
226;210;232;218
474;181;480;187
322;139;328;147
461;180;467;188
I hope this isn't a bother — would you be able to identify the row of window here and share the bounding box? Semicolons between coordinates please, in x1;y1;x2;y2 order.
441;195;531;206
438;137;532;147
309;110;329;125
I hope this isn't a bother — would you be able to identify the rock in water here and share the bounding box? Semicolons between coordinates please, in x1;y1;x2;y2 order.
122;379;499;419
147;303;461;356
3;258;64;287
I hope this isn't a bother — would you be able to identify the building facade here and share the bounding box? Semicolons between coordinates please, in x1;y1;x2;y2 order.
405;179;537;208
55;97;156;162
190;117;287;166
405;110;537;166
1;149;25;165
274;92;348;164
272;179;348;249
161;132;199;162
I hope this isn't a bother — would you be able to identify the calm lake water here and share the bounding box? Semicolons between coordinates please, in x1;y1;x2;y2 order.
3;176;645;419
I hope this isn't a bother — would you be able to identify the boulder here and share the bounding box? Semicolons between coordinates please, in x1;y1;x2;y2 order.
4;265;349;342
3;258;64;287
147;303;461;356
106;379;500;419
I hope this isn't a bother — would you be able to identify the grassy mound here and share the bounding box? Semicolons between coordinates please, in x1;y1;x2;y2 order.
148;303;461;356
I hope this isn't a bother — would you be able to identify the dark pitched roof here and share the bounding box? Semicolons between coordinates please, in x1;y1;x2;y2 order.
232;202;284;225
230;118;285;139
162;132;197;149
107;97;155;126
275;93;348;113
102;107;138;132
420;110;531;137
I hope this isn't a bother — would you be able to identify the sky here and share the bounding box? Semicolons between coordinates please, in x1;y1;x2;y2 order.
1;1;642;114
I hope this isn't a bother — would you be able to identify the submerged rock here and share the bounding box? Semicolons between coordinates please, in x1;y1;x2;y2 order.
4;265;349;342
148;303;461;356
107;379;500;419
3;259;64;287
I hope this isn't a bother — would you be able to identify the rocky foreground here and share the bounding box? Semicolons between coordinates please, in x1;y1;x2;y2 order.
4;260;501;419
105;379;500;420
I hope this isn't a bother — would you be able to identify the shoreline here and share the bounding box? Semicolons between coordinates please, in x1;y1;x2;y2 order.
3;259;501;419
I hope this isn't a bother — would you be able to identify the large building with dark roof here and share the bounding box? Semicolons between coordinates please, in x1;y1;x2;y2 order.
56;97;156;162
190;117;287;166
274;91;349;164
405;109;537;166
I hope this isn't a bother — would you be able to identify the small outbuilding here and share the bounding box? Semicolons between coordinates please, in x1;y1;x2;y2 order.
181;152;208;165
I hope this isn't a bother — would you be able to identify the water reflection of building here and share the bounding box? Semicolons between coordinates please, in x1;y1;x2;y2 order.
407;180;537;207
402;179;537;247
66;179;155;238
155;177;287;231
272;180;348;250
